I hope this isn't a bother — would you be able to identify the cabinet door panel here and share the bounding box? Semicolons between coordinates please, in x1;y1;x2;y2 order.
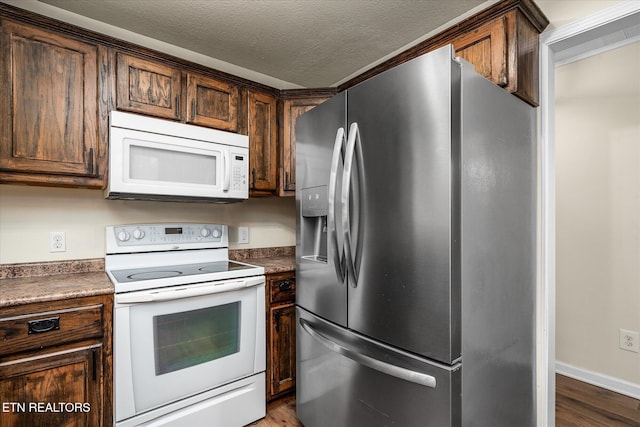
116;52;181;120
0;21;97;176
280;97;329;196
270;303;296;397
452;16;507;87
186;73;238;131
249;92;277;191
0;347;101;427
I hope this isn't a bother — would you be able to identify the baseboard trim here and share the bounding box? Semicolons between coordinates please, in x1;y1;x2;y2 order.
556;361;640;400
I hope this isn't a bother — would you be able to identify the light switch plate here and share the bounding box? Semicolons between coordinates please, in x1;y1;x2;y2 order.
238;226;249;244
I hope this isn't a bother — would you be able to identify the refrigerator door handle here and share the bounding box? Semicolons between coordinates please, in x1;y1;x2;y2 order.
300;318;437;389
342;122;366;287
329;127;347;284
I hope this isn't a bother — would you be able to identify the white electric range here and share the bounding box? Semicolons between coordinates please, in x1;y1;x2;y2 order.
106;223;265;427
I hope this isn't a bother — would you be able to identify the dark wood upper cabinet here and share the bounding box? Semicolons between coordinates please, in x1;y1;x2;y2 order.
248;91;278;192
116;53;241;132
186;72;239;131
116;52;182;120
447;7;545;106
338;0;549;106
0;0;548;191
453;16;508;87
0;19;104;187
279;96;331;196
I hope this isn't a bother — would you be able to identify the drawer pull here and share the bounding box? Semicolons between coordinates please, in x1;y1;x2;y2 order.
28;317;60;334
278;281;293;292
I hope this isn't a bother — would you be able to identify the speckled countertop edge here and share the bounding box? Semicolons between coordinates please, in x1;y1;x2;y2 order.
0;271;114;308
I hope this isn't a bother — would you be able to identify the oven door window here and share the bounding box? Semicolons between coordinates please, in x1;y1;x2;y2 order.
127;286;261;414
154;302;240;375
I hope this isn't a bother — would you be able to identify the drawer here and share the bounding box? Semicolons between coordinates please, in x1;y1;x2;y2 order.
269;274;296;304
0;304;104;357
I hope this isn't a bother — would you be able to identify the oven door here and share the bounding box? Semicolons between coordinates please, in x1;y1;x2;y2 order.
114;277;265;421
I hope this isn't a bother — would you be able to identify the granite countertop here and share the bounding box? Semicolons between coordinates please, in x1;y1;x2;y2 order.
245;255;295;274
0;247;295;308
0;271;114;309
229;246;295;275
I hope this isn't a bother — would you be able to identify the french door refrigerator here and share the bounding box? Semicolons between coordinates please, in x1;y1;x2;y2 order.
295;45;536;427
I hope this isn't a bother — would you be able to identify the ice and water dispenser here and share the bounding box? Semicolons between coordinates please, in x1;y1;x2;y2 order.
300;186;328;263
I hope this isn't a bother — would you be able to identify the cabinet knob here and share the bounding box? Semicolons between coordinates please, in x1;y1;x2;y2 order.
278;280;293;292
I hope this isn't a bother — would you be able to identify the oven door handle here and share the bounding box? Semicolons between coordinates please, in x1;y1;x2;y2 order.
116;277;264;304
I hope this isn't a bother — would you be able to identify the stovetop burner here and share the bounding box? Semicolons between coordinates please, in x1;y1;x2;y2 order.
110;261;255;284
127;270;183;280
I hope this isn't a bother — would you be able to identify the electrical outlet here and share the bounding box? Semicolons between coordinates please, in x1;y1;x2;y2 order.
619;329;639;353
238;226;249;244
49;231;66;252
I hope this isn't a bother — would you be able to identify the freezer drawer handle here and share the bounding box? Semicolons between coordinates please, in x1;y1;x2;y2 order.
300;318;436;389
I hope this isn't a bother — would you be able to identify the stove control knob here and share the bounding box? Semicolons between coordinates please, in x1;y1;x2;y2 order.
117;230;130;242
200;227;211;238
212;228;222;238
133;229;145;240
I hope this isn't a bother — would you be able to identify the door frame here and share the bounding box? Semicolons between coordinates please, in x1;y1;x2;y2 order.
538;3;640;426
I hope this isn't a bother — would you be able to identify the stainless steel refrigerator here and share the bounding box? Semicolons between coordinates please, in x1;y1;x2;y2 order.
295;45;536;427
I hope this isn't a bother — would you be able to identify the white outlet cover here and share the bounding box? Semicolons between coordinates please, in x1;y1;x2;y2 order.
619;329;640;353
49;231;66;252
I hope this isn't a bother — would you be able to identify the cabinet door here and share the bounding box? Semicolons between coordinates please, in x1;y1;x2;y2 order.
248;91;277;192
0;20;98;178
0;346;102;427
451;16;507;87
186;72;239;131
269;303;296;398
116;52;182;120
280;97;329;196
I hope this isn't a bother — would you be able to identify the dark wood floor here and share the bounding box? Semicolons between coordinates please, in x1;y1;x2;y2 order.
250;394;302;427
556;374;640;426
254;374;640;426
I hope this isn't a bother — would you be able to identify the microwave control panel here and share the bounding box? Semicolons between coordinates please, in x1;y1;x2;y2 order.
230;153;248;192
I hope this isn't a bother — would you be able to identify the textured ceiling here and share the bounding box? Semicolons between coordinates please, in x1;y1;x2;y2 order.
30;0;490;88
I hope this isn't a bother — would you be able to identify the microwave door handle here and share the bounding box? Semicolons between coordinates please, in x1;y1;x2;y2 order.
223;151;231;192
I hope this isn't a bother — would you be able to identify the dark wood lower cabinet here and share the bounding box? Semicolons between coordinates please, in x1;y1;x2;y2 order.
0;346;102;427
266;271;296;401
0;294;112;427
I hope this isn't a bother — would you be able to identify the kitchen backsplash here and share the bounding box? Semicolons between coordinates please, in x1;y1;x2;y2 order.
0;185;295;265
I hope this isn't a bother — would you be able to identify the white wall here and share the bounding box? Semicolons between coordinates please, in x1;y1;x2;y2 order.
555;42;640;384
0;185;295;264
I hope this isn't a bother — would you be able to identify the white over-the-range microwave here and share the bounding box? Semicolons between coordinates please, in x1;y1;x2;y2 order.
105;111;249;203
